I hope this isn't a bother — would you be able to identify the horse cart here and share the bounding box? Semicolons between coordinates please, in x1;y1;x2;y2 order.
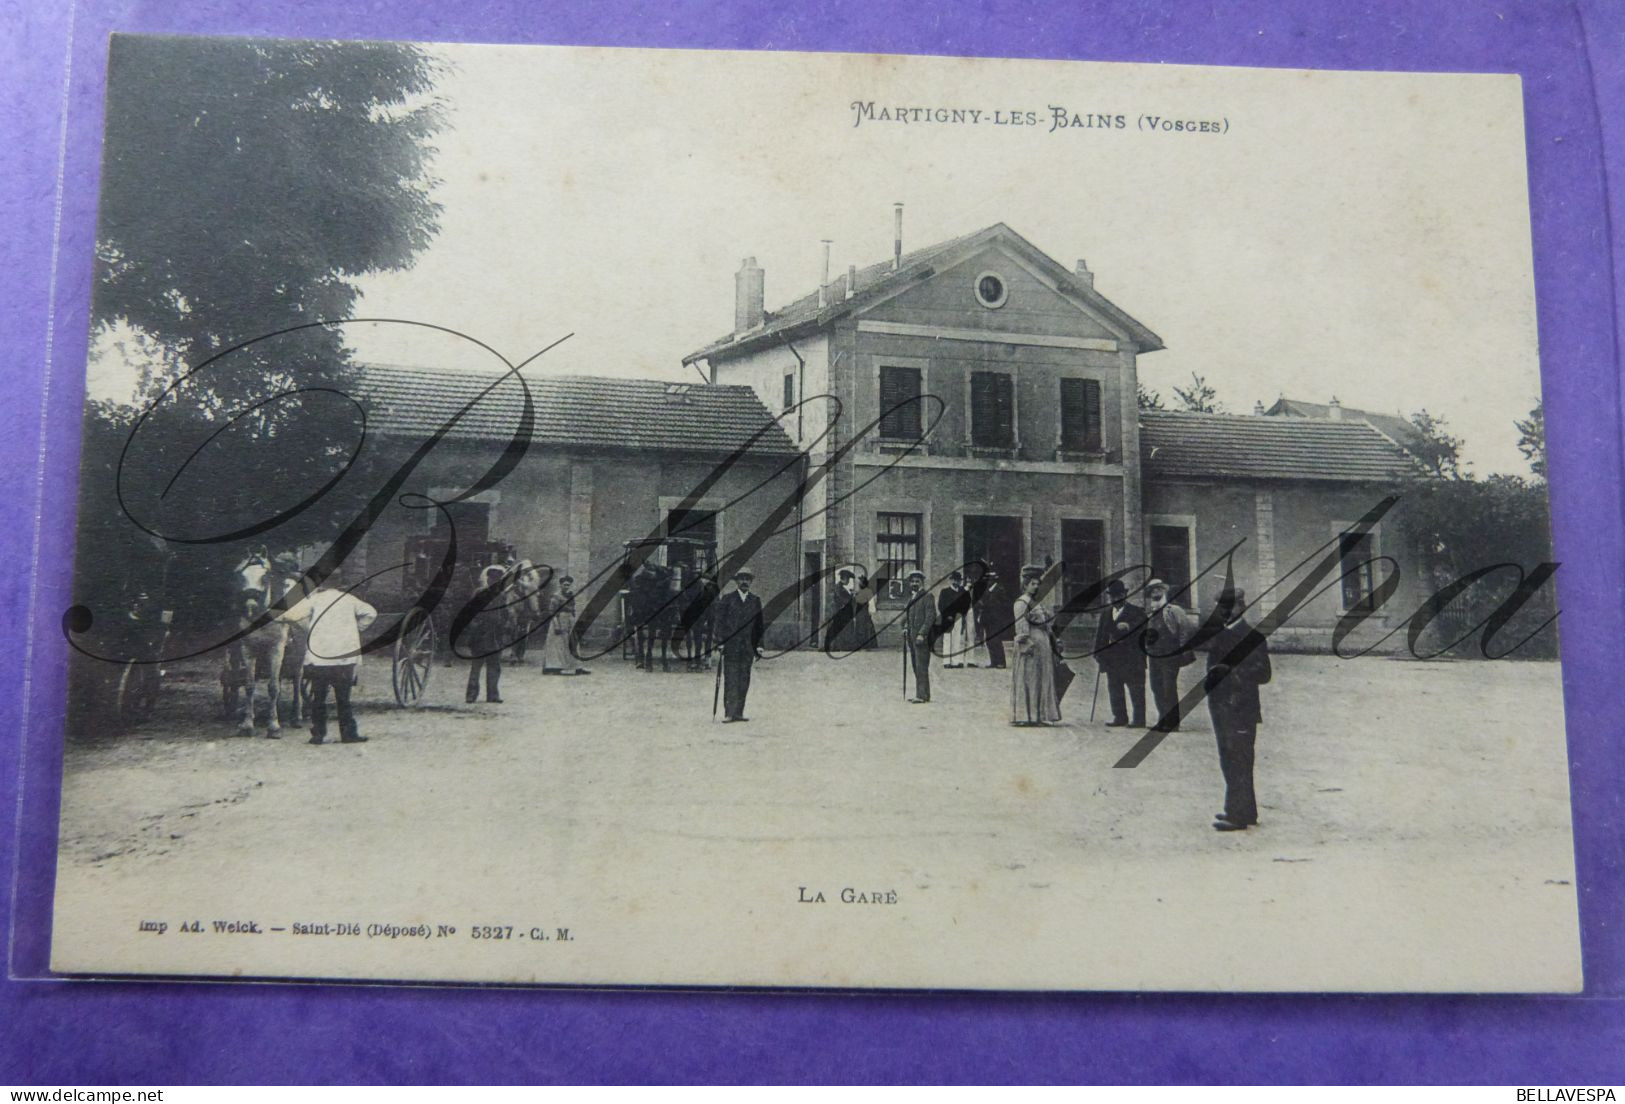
219;535;526;719
104;593;174;731
619;535;720;672
387;533;521;706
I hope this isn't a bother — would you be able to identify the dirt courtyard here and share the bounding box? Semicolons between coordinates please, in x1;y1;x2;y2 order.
50;647;1582;991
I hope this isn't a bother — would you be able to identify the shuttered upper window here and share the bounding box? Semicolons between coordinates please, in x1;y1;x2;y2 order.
878;366;923;440
1060;377;1103;452
970;371;1015;448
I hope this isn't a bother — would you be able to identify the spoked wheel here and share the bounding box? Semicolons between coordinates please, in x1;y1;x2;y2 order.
393;607;435;707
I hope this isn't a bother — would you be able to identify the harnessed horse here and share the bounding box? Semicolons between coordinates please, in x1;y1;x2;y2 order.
222;549;307;734
673;569;720;671
504;559;550;662
626;561;681;672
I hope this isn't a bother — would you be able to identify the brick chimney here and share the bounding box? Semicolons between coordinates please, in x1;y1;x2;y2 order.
893;203;904;270
1075;259;1094;289
735;257;765;333
818;240;832;309
1328;396;1342;420
1253;400;1265;415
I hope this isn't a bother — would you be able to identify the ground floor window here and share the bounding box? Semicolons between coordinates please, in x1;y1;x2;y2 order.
428;500;492;546
876;512;921;602
1060;518;1105;608
1149;521;1194;605
664;508;717;574
1337;525;1381;612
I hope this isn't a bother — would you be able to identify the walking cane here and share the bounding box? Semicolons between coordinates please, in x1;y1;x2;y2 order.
712;652;723;721
1089;665;1103;722
902;633;909;700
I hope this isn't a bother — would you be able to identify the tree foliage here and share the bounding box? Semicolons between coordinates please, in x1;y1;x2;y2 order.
75;36;446;637
1515;399;1547;480
1136;383;1165;411
1395;410;1558;659
1406;408;1466;480
96;35;444;378
1171;372;1222;413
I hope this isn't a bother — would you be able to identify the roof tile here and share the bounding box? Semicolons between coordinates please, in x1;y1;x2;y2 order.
356;365;799;458
1141;410;1418;483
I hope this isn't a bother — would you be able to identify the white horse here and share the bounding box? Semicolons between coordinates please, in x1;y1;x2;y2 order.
223;550;307;737
505;559;549;662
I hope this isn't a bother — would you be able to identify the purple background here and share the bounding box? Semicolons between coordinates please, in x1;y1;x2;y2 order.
4;0;1624;1084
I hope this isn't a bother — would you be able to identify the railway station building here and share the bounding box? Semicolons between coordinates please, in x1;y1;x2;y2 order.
352;367;807;648
681;220;1427;651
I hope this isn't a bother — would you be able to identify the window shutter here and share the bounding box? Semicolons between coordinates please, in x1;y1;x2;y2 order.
1083;378;1102;451
1061;378;1103;451
972;372;1013;447
879;366;922;439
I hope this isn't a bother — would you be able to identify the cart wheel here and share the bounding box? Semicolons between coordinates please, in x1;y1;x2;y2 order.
393;607;435;707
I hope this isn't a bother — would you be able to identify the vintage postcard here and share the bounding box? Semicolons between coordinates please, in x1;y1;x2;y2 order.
48;36;1578;990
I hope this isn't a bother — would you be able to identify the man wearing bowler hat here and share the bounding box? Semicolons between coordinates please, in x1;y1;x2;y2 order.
1093;579;1147;727
1203;585;1273;831
1143;578;1194;732
714;566;765;722
902;569;936;703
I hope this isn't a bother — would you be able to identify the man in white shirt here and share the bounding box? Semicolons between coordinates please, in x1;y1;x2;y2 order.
280;565;378;745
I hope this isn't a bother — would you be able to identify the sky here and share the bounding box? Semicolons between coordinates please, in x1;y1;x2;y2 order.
98;43;1549;474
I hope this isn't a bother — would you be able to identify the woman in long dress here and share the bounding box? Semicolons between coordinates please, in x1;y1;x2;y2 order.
1011;565;1063;726
540;575;577;674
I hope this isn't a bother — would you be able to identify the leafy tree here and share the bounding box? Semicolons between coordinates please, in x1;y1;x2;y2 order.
96;35;444;382
1172;372;1222;413
1407;408;1467;480
1394;405;1556;658
1136;383;1165;411
1515;399;1547;480
1396;473;1558;658
75;36;446;644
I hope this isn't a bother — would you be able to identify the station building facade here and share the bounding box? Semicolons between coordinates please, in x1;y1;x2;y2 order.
682;221;1426;650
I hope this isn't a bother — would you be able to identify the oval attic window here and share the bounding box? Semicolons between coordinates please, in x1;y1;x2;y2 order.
974;272;1008;309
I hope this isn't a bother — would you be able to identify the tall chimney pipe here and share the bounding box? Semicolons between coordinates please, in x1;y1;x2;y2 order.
819;240;832;308
735;256;765;334
846;263;857;300
893;203;904;270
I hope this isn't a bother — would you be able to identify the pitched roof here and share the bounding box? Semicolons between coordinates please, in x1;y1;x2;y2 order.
683;222;1163;364
355;364;798;458
1262;397;1430;455
1141;410;1419;483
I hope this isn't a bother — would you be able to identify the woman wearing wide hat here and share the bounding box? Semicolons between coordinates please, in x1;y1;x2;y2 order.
1010;564;1062;725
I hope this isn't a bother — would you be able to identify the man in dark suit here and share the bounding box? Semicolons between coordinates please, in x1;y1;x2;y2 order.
714;566;766;723
823;568;859;653
1093;579;1147;727
976;568;1011;669
902;569;937;703
1203;585;1273;831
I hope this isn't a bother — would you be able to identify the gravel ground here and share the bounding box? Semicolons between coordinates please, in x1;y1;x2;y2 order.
50;648;1582;991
